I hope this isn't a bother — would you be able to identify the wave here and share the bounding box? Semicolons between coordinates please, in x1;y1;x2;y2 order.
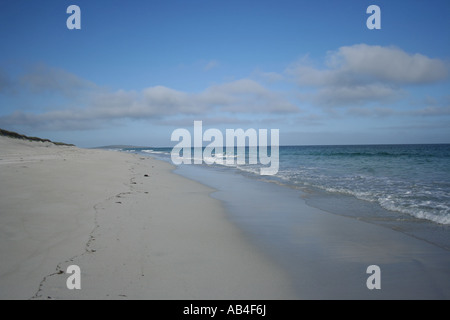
303;151;437;158
135;144;450;225
141;150;170;155
276;173;450;225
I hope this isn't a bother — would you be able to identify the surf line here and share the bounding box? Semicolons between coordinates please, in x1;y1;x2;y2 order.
171;120;279;175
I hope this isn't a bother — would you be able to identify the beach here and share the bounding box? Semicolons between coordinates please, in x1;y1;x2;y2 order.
0;136;295;299
1;136;450;300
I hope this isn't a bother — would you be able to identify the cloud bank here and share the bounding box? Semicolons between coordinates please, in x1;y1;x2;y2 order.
288;44;449;107
0;44;448;131
0;65;298;130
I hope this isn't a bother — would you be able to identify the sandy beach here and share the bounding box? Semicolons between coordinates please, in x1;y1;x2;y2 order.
0;136;296;300
1;0;449;304
1;136;450;300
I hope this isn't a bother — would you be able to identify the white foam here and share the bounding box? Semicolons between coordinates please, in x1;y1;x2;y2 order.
141;150;168;155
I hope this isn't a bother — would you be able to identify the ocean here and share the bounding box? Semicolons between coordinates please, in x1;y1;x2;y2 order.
110;144;450;249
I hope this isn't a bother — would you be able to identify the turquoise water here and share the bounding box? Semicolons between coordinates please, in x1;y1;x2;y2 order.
115;144;450;226
109;143;450;297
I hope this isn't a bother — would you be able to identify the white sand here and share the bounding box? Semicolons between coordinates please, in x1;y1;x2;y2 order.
0;136;296;299
4;136;449;300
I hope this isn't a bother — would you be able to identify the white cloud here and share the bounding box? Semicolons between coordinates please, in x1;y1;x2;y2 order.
0;67;299;130
2;45;447;132
312;84;401;107
288;44;449;107
331;44;448;84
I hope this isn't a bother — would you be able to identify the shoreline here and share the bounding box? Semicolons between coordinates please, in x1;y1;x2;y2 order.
1;136;450;299
175;163;450;299
0;136;296;299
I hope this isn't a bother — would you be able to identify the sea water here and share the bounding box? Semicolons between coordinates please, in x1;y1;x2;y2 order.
110;144;450;298
119;144;450;225
111;144;450;249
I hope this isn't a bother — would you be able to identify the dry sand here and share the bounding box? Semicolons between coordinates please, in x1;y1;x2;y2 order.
0;136;296;299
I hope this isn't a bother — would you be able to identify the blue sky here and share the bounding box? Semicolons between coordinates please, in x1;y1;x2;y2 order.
0;0;449;147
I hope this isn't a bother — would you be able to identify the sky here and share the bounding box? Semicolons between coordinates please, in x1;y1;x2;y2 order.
0;0;449;147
